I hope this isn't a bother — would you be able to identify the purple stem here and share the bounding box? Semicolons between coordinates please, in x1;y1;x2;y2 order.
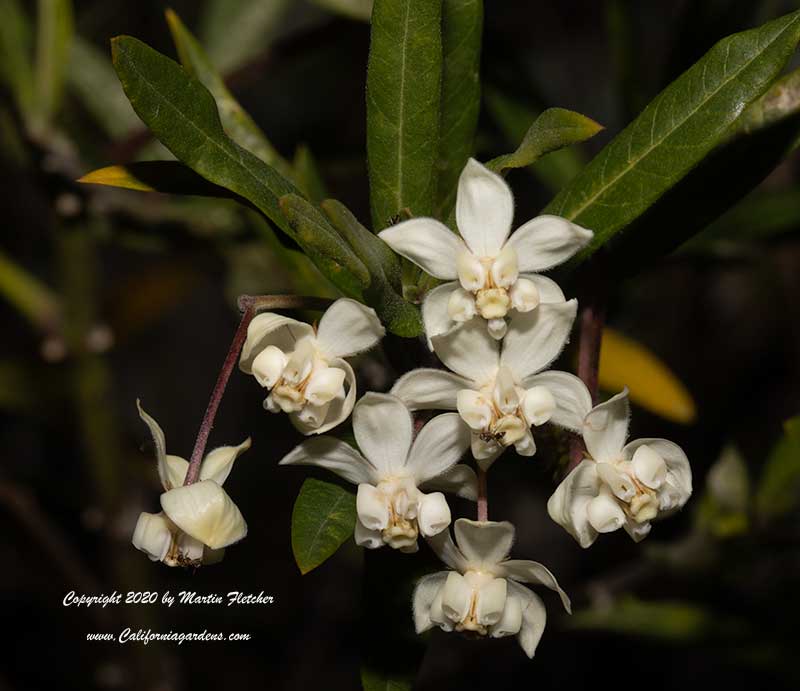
477;468;488;521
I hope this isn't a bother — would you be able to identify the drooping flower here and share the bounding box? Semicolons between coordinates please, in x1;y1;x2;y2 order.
132;402;250;567
547;389;693;547
392;300;585;467
413;519;571;657
278;392;476;552
239;298;385;435
378;158;592;343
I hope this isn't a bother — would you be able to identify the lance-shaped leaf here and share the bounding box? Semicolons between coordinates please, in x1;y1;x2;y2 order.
322;199;423;337
165;9;292;177
279;194;369;300
291;478;356;575
110;36;365;296
597;65;800;272
367;0;443;230
544;10;800;261
33;0;73;126
435;0;483;220
486;107;603;175
0;0;35;118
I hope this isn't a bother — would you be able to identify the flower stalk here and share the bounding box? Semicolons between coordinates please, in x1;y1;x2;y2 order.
477;467;488;521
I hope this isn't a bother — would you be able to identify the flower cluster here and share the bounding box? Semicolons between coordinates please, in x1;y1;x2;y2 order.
132;159;693;657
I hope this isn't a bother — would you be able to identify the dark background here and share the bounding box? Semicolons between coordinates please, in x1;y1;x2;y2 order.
1;1;799;689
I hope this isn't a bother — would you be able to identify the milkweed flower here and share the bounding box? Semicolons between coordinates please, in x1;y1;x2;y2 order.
132;402;250;567
239;298;384;435
392;301;585;467
279;393;476;552
547;389;693;547
378;158;591;343
413;519;571;657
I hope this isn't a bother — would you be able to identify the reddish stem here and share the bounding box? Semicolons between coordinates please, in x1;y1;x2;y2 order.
477;467;488;521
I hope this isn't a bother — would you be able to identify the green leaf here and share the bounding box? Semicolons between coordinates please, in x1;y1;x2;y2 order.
309;0;373;21
279;194;369;299
0;0;35;118
292;145;328;204
367;0;443;229
434;0;482;220
486;107;603;174
756;416;800;521
361;668;413;691
0;248;61;331
544;10;800;261
165;9;292;178
291;478;356;575
111;36;365;296
33;0;73;127
322;199;423;337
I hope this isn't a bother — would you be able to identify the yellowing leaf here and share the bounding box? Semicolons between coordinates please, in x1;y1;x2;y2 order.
78;165;154;192
599;327;696;424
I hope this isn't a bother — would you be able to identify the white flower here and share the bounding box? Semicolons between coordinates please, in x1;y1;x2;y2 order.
132;402;250;567
278;393;476;552
547;389;693;547
392;300;585;468
378;158;592;344
239;298;385;435
413;519;571;658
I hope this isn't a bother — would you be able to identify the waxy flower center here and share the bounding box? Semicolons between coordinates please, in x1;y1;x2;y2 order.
375;478;421;549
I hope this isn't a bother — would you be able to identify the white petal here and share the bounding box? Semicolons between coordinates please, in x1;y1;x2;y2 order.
131;511;172;562
454;518;515;569
499;560;571;613
514;431;537;457
586;490;626;533
447;287;478;324
378;218;465;280
239;313;314;374
160;480;247;550
405;413;471;484
457;389;493;431
391;368;468;411
136;401;172;491
595;462;636;502
491;590;523;638
293;358;356;435
278;436;376;485
281;338;316;386
508;581;547;658
547;459;601;548
441;572;472;623
417;492;452;537
412;572;448;633
521;273;566;304
294;400;332;429
492;366;520;414
523;370;592;432
501;300;578;381
305;366;346;406
630;445;667;489
422;282;460;347
354;516;384;549
456;250;487;292
521;386;556;426
476;577;507;626
352;393;413;475
199;438;251;486
583;389;630;463
623;438;692;509
472;436;504;469
250;345;287;388
163;455;189;492
456;158;514;257
429;587;452;631
624;519;652;542
431;318;500;386
425;525;469;572
315;298;384;359
508;277;540;313
487;318;507;340
356;483;389;531
419;464;479;501
506;214;593;272
491;244;519;288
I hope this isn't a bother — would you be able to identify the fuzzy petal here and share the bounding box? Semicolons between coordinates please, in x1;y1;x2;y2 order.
523;370;592;433
431;318;501;386
278;436;377;485
420;464;479;501
506;214;593;272
583;390;630;463
500;560;571;613
421;282;460;346
352;393;414;476
199;438;251;486
426;526;468;572
547;459;601;548
137;401;172;490
521;273;566;304
508;581;548;658
391;367;469;411
412;572;449;633
239;313;314;374
454;518;515;569
315;298;384;359
456;158;514;257
406;413;471;484
379;218;465;280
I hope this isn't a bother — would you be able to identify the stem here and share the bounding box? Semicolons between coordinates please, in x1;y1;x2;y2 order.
183;294;331;485
477;467;488;521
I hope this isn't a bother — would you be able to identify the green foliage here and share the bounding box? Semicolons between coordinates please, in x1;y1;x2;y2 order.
291;478;356;575
486;107;603;174
322;199;423;337
361;668;413;691
545;10;800;264
33;0;73;127
756;416;800;521
697;446;750;538
292;145;328;204
0;0;35;118
367;0;443;229
435;0;482;220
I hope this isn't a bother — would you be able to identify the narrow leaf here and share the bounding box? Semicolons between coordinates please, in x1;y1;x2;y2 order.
33;0;73;126
435;0;482;220
486;107;603;174
0;248;61;331
0;0;35;117
292;145;328;204
367;0;443;229
545;10;800;260
291;478;356;575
